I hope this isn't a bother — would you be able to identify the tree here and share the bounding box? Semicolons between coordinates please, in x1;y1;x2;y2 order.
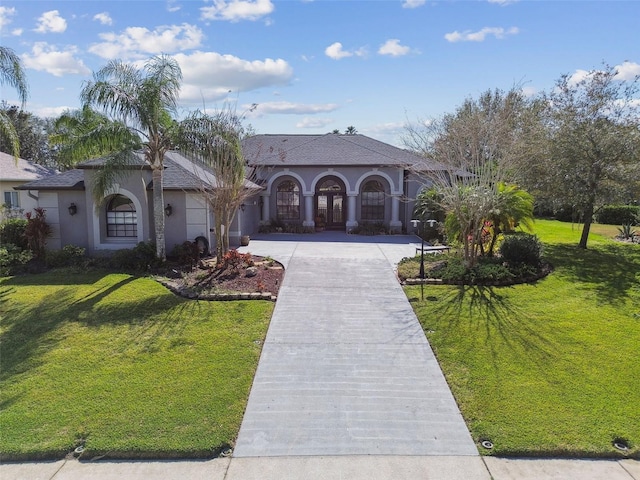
0;104;54;165
532;64;640;248
79;55;182;260
177;109;261;263
405;88;536;267
345;126;357;134
0;46;29;158
50;105;137;170
485;182;535;255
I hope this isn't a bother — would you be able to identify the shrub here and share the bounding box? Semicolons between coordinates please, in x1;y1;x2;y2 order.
0;243;33;276
111;242;161;272
170;241;200;266
46;245;87;269
499;232;543;266
0;218;28;250
596;205;639;226
220;249;252;270
24;208;51;259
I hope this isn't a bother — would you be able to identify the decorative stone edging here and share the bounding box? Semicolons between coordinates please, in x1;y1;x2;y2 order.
154;277;277;302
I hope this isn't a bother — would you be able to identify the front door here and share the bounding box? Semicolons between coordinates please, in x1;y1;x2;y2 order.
316;177;346;229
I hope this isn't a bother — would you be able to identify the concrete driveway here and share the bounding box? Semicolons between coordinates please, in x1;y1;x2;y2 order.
236;232;478;457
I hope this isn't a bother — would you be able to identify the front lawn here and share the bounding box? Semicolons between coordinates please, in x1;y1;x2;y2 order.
405;220;640;457
0;271;273;460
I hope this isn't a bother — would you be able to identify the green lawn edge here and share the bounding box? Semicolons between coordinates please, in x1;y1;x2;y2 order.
405;220;640;458
0;270;274;461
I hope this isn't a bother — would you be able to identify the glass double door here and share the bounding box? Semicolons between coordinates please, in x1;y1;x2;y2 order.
316;193;345;228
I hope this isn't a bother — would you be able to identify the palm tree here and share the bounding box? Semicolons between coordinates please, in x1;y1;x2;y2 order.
80;55;182;260
0;46;29;158
485;182;535;255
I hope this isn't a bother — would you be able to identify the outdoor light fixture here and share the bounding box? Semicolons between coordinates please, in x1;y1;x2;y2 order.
240;203;246;212
164;203;172;216
411;219;426;301
68;203;77;216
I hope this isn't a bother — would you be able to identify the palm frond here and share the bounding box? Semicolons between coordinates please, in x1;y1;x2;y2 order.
0;110;21;158
0;46;28;106
90;149;141;205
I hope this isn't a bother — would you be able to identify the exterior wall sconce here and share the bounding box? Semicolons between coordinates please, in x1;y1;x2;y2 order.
68;203;77;216
240;203;246;212
164;204;172;216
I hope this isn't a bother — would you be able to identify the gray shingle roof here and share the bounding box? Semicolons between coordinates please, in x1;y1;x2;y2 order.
242;134;444;169
0;151;58;181
15;168;85;190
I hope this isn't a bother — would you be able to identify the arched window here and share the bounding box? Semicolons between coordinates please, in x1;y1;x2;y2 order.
276;180;300;220
106;194;137;237
361;180;385;221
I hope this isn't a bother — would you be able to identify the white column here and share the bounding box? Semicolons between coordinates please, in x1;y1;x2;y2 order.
346;193;358;230
261;194;270;224
390;195;402;232
303;193;314;227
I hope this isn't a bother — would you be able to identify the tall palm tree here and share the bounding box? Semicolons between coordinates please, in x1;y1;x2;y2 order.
0;46;29;158
80;55;182;260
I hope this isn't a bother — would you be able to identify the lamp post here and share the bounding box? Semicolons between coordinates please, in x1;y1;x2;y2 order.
411;219;425;301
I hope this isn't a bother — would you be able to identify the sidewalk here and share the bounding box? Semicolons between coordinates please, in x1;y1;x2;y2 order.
2;233;637;479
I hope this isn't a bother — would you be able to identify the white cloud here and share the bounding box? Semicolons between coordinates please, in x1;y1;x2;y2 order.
33;105;75;118
0;6;16;29
250;101;339;116
365;122;406;135
200;0;274;22
296;117;334;129
325;42;351;60
325;42;367;60
167;0;182;12
402;0;426;8
378;39;411;57
88;23;204;59
521;86;537;98
174;51;293;103
614;61;640;81
35;10;67;34
444;26;519;43
488;0;517;5
93;12;113;26
22;42;91;77
12;28;23;36
567;68;592;87
567;61;640;87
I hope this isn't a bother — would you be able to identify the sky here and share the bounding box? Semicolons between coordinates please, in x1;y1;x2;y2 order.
1;0;639;146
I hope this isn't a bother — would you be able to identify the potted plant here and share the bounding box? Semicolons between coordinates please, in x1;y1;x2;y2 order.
315;214;326;232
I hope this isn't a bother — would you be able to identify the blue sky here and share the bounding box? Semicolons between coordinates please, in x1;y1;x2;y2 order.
1;0;639;146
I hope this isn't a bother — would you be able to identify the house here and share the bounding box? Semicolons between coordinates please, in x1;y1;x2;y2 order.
0;152;57;222
14;134;440;255
246;134;440;232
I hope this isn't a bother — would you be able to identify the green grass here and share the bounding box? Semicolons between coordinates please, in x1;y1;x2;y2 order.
0;270;273;460
405;219;640;458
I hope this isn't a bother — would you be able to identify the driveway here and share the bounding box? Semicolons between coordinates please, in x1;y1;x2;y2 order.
235;232;478;457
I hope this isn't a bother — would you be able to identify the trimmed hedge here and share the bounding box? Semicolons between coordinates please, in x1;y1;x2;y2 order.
596;205;639;226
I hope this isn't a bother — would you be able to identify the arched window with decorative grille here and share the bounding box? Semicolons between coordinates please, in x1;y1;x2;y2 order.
276;180;300;220
106;194;137;237
361;180;385;221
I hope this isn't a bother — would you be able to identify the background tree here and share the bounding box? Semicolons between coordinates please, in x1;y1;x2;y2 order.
0;104;54;165
77;55;182;260
177;109;260;263
345;126;357;134
405;87;536;266
528;64;640;248
0;46;29;158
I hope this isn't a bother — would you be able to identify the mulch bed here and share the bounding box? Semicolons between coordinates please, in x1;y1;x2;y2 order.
155;255;284;300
